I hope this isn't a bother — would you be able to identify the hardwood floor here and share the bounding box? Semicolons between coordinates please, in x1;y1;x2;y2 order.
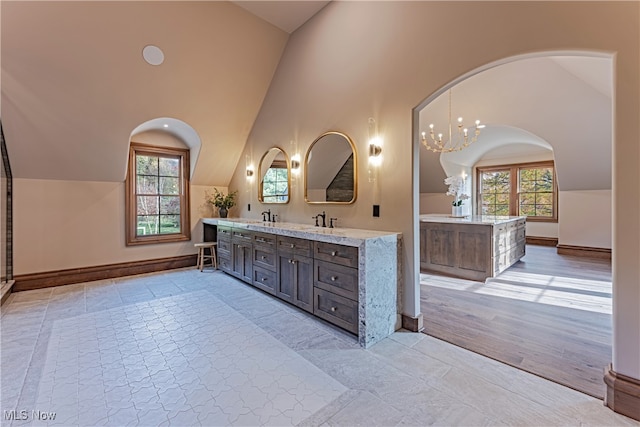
420;244;612;399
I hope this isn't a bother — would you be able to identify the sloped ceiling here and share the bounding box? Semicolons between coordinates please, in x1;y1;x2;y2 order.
2;1;614;194
231;1;330;33
1;1;289;184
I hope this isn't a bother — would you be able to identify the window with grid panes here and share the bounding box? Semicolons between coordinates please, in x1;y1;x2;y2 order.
476;161;557;222
261;160;289;203
125;143;191;245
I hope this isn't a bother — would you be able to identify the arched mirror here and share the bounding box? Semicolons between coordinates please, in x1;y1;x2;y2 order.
258;147;290;204
304;131;357;204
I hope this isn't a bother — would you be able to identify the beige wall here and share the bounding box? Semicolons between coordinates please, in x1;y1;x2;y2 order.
228;1;639;378
559;190;612;249
12;179;226;275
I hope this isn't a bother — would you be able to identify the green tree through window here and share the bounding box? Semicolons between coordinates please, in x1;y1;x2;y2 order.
136;154;181;235
519;166;554;217
476;161;557;222
480;169;511;215
262;165;289;203
125;143;190;245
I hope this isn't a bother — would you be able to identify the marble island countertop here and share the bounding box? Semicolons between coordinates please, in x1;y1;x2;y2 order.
419;213;526;225
201;217;401;247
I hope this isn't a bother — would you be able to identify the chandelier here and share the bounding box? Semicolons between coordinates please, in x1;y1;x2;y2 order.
421;89;484;153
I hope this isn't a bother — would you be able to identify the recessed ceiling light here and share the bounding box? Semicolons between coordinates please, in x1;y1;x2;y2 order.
142;45;164;66
163;124;169;128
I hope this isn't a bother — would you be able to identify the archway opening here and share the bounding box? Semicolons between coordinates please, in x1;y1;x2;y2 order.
414;51;614;399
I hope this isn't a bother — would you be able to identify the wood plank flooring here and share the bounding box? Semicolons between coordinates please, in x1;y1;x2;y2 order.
420;245;612;399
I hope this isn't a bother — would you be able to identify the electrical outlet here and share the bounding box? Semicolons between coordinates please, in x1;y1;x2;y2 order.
373;205;380;217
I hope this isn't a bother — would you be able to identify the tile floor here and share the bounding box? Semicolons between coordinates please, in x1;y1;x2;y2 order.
1;268;637;426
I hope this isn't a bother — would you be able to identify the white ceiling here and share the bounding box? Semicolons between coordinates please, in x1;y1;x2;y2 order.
231;1;330;33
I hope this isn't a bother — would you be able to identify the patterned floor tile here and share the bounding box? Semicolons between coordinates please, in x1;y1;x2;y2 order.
1;268;637;427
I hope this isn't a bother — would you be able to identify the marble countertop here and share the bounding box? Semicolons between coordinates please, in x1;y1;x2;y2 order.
419;214;526;225
201;218;401;247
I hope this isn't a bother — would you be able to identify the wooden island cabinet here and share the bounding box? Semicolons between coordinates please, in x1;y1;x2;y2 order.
420;214;526;281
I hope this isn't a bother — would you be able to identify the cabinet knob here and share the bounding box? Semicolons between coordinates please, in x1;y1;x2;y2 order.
330;276;338;281
290;244;295;248
331;251;338;256
330;306;337;312
261;256;266;260
261;277;267;281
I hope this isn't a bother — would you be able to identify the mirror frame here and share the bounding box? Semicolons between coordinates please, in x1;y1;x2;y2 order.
304;131;358;205
258;146;291;204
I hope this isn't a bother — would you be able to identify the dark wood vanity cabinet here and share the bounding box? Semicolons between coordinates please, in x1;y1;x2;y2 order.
231;229;253;283
312;241;359;334
216;225;360;334
252;232;277;295
216;225;232;273
276;236;314;313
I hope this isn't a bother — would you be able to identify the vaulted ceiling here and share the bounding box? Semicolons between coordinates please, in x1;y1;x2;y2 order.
1;1;309;184
2;1;612;194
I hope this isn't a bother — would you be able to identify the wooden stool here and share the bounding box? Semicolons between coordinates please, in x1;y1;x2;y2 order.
195;242;217;271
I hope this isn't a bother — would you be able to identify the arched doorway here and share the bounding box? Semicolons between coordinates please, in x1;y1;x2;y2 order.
414;52;614;398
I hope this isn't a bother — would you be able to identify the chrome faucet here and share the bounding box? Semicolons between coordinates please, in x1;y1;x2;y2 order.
261;209;271;222
313;211;327;228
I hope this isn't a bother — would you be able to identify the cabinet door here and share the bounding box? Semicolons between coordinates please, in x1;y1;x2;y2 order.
292;255;313;313
277;253;313;313
277;252;295;304
233;242;253;283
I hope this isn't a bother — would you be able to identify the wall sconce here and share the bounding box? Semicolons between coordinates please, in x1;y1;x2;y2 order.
368;117;383;182
289;139;301;190
290;154;301;174
245;154;254;183
369;141;382;158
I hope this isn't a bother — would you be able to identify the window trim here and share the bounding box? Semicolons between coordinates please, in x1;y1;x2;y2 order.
125;142;191;246
476;160;558;222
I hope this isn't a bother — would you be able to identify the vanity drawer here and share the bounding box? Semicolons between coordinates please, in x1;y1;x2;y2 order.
253;266;276;295
277;236;312;257
232;228;253;243
314;288;358;335
314;259;358;301
217;225;232;241
253;232;277;249
217;238;232;257
253;246;276;271
218;254;232;273
314;241;358;268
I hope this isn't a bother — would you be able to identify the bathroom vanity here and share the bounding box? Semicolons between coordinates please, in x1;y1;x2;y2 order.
419;214;526;281
202;218;401;348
